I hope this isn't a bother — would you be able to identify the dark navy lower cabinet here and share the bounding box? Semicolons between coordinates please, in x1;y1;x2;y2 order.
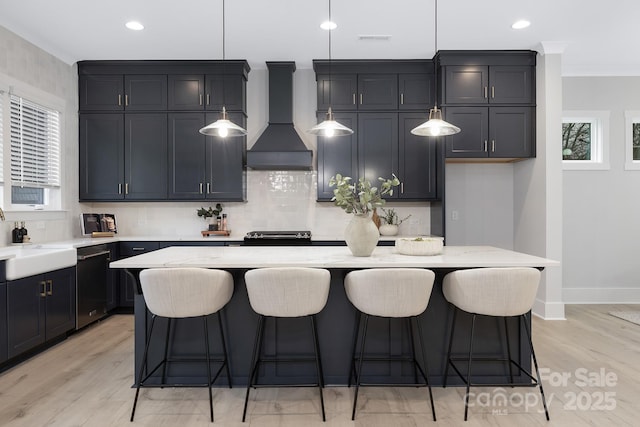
6;267;76;359
0;282;7;363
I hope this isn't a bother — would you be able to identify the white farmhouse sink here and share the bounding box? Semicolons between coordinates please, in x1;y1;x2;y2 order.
0;245;77;280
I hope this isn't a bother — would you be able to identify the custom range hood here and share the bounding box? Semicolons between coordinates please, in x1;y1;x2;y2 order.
247;61;312;170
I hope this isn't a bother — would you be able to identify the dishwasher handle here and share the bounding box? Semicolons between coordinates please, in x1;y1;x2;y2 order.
77;250;111;261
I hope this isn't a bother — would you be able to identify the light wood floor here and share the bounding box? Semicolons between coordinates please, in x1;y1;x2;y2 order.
1;305;639;426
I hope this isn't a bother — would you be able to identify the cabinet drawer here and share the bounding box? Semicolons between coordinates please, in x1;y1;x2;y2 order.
119;242;160;258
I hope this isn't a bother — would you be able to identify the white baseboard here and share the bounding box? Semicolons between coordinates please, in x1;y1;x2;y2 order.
563;287;640;304
532;298;565;320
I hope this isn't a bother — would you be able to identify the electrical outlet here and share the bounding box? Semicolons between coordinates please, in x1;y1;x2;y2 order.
451;210;459;221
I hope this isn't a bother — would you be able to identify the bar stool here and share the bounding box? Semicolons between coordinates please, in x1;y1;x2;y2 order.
131;268;234;423
344;268;437;421
242;267;330;422
442;267;550;421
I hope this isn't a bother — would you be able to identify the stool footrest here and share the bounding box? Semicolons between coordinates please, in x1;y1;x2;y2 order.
446;357;539;386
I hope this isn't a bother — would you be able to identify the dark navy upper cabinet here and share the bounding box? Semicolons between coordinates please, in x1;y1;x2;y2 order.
316;112;358;200
79;74;167;111
358;112;399;192
399;74;434;110
316;74;358;111
168;112;246;201
78;61;249;202
79;75;123;111
439;51;536;159
398;113;437;199
357;74;398;110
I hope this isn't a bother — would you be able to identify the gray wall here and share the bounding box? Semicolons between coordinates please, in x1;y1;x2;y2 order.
563;76;640;303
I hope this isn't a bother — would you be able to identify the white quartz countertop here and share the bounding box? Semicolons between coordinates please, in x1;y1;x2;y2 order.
109;245;559;269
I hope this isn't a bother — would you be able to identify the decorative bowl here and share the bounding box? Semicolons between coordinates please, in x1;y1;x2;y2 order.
395;236;444;256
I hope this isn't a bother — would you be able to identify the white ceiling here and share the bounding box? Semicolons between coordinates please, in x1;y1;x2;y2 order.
0;0;638;75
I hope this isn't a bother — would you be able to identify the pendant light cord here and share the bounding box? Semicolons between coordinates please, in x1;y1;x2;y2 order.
433;0;439;110
328;0;333;110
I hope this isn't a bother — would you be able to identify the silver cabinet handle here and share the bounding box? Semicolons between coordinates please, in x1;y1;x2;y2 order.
360;94;363;105
125;94;129;106
199;183;204;194
484;140;488;152
206;93;211;105
400;182;404;194
352;93;356;105
118;183;122;194
125;183;129;194
40;281;46;297
118;94;122;106
132;247;146;251
491;86;495;99
199;94;203;106
400;93;404;105
77;250;111;261
46;280;53;296
484;87;488;99
206;182;211;194
491;140;496;152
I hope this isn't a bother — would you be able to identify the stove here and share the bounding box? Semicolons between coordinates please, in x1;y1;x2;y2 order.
243;230;312;246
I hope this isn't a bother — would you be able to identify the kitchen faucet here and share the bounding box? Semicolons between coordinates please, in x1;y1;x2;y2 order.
0;207;4;221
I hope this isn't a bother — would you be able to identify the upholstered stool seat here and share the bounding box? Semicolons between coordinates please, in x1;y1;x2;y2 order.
242;267;331;422
344;268;436;421
130;268;234;423
442;267;550;421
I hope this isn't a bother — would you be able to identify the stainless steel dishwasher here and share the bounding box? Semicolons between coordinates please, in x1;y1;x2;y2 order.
76;244;110;329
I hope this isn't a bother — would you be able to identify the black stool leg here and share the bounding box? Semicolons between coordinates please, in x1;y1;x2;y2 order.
218;311;232;388
521;313;550;421
310;314;326;421
348;310;361;387
443;307;458;388
351;314;369;421
203;315;214;422
131;314;157;422
408;317;419;386
160;317;172;388
414;316;436;422
242;315;265;422
504;317;515;384
464;314;477;421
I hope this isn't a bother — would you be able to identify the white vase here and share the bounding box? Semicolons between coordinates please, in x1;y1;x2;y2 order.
345;213;380;256
378;224;399;236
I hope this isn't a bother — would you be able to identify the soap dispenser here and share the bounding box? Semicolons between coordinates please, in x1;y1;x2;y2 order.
12;222;20;243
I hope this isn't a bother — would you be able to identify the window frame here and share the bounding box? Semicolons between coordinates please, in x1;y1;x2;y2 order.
562;110;610;171
624;110;640;170
0;72;65;212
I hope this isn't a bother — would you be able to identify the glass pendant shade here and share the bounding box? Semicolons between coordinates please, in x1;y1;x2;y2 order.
199;107;247;137
410;106;461;137
308;108;354;137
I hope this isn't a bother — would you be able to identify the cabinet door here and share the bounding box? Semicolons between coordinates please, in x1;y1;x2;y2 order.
444;107;489;158
124;75;167;110
398;113;437;199
444;66;489;104
7;276;46;358
168;75;205;110
399;74;433;110
168;113;206;199
316;74;357;111
316;112;358;200
358;113;399;198
45;268;76;339
79;75;123;111
489;107;534;158
205;75;246;112
205;112;246;200
489;66;534;104
79;114;125;200
357;74;398;110
124;114;168;199
0;282;7;363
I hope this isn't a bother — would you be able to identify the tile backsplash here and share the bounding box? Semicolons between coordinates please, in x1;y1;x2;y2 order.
79;170;432;239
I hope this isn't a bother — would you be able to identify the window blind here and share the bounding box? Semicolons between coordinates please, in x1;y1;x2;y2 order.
10;94;60;188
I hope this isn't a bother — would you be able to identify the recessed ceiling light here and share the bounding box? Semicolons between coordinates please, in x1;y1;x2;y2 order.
512;20;531;30
125;21;144;31
320;21;337;30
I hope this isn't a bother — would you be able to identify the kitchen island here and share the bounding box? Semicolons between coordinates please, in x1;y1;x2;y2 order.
110;245;558;387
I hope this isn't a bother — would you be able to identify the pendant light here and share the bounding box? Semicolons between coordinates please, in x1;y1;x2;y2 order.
199;0;247;137
411;0;460;137
307;0;354;137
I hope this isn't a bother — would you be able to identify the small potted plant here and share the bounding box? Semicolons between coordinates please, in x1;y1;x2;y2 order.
378;207;411;236
197;203;223;230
